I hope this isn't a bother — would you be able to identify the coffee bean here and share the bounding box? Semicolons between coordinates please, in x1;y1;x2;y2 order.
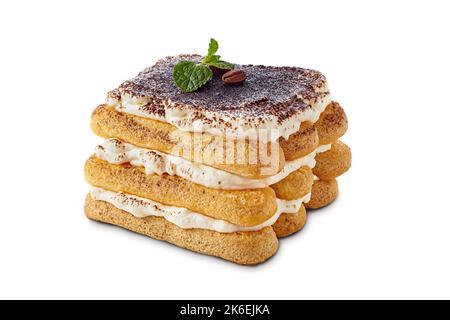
222;69;246;85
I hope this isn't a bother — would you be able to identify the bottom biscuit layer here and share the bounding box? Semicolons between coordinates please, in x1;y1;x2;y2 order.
272;205;307;238
84;194;279;265
305;179;339;209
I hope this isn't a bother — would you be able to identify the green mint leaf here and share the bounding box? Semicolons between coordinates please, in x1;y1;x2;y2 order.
207;38;219;57
172;39;233;92
173;61;213;93
209;60;235;70
203;54;220;65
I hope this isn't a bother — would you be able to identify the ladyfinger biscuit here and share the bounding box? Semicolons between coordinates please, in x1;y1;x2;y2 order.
305;179;339;209
270;166;314;200
279;122;320;161
313;141;352;180
272;205;307;238
315;102;348;145
85;195;278;265
91;105;285;178
84;156;277;227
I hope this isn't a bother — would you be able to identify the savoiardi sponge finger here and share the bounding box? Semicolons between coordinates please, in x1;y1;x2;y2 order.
84;194;279;265
315;102;348;145
272;204;307;238
84;156;277;227
270;166;314;200
280;122;320;161
313;141;352;180
91;105;285;179
305;179;339;209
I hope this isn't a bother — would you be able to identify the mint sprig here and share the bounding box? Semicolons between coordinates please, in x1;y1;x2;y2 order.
209;60;235;70
173;61;213;93
173;39;235;93
206;38;219;58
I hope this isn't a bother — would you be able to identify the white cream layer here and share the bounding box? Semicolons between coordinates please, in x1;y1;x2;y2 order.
95;139;331;190
90;187;311;233
107;93;331;142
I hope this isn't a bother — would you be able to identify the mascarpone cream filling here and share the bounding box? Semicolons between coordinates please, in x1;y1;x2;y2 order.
95;139;331;190
107;93;331;142
90;187;311;233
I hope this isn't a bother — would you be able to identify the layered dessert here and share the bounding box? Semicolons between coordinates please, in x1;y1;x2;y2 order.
84;47;351;264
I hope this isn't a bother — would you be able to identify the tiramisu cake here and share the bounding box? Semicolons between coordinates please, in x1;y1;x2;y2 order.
84;50;351;264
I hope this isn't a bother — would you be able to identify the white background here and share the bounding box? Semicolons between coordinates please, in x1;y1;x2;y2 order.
1;0;449;300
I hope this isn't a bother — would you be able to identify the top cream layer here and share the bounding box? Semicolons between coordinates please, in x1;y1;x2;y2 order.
107;93;331;142
95;139;331;190
105;55;332;142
